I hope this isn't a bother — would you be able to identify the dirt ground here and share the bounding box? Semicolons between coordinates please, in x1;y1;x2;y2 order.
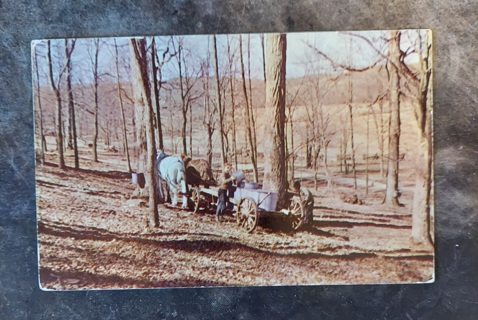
36;147;434;290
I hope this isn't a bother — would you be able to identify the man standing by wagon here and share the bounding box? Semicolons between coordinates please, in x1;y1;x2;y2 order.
216;163;236;222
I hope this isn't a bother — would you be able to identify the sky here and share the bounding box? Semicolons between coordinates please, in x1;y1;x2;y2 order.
32;29;428;86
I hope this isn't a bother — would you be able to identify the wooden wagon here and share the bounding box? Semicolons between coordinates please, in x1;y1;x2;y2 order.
189;184;307;233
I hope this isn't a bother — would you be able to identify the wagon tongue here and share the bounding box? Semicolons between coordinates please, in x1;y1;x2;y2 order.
280;209;291;216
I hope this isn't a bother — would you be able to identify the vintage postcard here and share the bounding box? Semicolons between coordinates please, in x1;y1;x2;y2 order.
33;30;434;290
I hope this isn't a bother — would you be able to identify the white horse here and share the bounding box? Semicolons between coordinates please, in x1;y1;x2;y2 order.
157;150;188;209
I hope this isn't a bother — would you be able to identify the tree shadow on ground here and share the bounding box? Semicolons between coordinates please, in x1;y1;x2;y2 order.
316;220;411;229
41;161;131;180
301;223;350;241
38;219;373;260
39;267;230;290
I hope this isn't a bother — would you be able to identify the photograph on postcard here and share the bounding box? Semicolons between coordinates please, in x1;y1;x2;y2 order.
33;30;434;290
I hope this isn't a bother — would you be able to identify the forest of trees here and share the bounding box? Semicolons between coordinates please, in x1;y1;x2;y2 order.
33;30;433;244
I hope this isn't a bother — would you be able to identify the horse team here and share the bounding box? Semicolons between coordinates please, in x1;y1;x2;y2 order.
155;150;314;230
156;150;212;209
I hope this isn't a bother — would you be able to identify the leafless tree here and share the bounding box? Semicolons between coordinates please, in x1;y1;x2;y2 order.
226;35;238;170
213;34;227;167
384;31;402;206
306;34;389;192
285;102;295;181
284;80;304;181
262;33;288;209
260;34;267;83
89;39;101;163
113;39;132;173
305;94;321;190
33;44;47;164
129;38;160;228
46;40;66;170
303;63;335;190
370;96;388;176
239;35;258;182
171;37;202;156
151;37;177;151
347;39;357;190
247;35;258;168
151;37;163;151
408;30;433;245
64;39;79;168
333;101;349;175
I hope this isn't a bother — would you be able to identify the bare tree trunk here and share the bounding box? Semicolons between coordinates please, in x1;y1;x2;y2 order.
289;109;295;181
65;40;73;152
203;36;215;166
213;35;227;167
260;34;266;83
313;144;320;191
132;106;137;156
62;119;67;154
189;99;193;157
412;104;432;244
247;35;258;171
263;33;288;209
348;103;357;190
176;44;189;155
33;45;46;164
412;30;433;245
172;37;201;157
318;103;332;189
114;39;132;173
305;121;312;169
380;100;386;176
339;136;343;173
105;118;110;146
366;107;370;196
131;41;148;178
226;35;238;170
169;111;174;153
65;40;79;169
46;40;66;170
181;104;187;155
342;117;349;174
151;38;164;151
284;116;289;181
205;95;214;166
306;99;320;190
371;99;386;177
221;87;230;160
384;31;402;206
114;119;120;147
347;39;357;190
323;140;331;189
130;38;160;228
66;55;73;152
92;39;100;162
239;35;258;182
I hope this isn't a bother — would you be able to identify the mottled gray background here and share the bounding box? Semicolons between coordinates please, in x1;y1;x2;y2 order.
1;0;477;319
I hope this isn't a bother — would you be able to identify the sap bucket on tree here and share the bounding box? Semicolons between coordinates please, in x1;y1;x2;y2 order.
131;172;146;188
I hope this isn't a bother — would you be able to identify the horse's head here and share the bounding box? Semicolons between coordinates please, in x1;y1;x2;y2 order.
181;153;192;166
157;149;167;163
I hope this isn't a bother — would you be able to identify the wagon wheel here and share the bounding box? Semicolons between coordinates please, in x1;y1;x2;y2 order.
236;197;259;233
289;196;305;230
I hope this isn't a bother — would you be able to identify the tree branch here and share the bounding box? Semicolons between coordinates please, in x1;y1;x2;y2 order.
306;43;384;72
